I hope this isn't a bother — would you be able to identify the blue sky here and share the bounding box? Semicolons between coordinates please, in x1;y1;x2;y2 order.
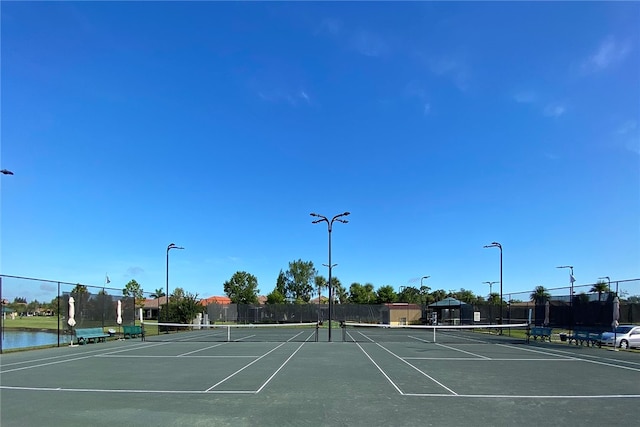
1;1;639;303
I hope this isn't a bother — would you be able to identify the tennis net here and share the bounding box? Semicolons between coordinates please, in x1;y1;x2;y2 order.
142;322;319;343
341;322;530;344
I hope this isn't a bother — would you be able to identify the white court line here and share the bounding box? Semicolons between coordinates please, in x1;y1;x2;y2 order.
0;385;255;394
205;342;287;391
435;343;491;359
402;393;640;399
255;342;306;393
0;341;151;368
527;346;640;367
178;342;228;356
373;342;458;395
96;355;257;358
352;341;405;395
497;344;640;372
403;358;575;361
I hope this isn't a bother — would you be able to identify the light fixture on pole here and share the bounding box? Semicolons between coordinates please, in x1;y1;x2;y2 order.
166;243;184;328
1;169;14;175
311;211;350;342
483;242;503;328
556;265;574;299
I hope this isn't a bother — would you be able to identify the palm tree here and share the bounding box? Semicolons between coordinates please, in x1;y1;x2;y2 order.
151;288;166;299
590;280;609;301
530;286;550;304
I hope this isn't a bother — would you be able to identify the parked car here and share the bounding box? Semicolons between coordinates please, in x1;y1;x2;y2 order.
599;325;640;349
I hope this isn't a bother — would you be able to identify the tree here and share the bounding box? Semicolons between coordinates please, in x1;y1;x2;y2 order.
171;287;186;301
590;280;609;301
170;292;202;324
151;288;166;299
530;286;550;304
431;289;447;302
331;277;348;304
265;289;286;304
275;270;287;296
398;286;420;303
349;282;376;304
488;293;502;305
284;259;316;302
456;289;477;304
122;279;145;309
13;297;27;304
314;276;328;303
376;285;397;304
223;271;259;304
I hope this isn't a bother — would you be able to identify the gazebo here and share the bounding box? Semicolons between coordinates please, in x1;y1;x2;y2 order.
428;297;473;325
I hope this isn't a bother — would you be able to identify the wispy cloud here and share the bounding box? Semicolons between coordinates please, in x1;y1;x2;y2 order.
583;36;631;72
513;91;537;104
349;29;389;57
258;89;312;107
404;80;432;116
126;266;144;277
617;120;639;155
543;103;566;118
317;18;390;58
428;57;470;91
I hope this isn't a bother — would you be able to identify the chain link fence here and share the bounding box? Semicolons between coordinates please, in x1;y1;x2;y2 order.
2;274;638;352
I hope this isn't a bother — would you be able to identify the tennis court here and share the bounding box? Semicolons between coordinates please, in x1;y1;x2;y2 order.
1;325;638;426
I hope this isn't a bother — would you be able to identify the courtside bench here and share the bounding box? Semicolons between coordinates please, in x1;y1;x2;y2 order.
567;330;602;347
528;326;552;342
123;325;144;339
75;328;109;345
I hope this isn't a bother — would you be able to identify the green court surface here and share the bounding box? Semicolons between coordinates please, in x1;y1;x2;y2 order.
1;329;639;426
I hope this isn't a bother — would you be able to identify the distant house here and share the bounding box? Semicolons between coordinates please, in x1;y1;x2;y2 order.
200;296;232;306
142;296;167;320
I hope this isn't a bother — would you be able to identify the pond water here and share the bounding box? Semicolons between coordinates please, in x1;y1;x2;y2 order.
2;330;72;350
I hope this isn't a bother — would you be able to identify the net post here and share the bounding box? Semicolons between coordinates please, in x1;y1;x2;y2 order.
341;321;345;342
226;325;230;342
315;322;319;342
433;326;436;343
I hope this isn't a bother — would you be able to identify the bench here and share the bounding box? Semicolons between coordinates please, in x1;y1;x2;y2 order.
567;330;602;347
122;325;144;339
75;328;109;345
528;326;552;342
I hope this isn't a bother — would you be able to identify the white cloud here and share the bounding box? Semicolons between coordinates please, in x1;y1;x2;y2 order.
258;89;311;107
543;103;566;118
583;36;631;72
617;120;639;155
513;91;537;104
429;57;469;91
349;29;389;57
423;103;431;116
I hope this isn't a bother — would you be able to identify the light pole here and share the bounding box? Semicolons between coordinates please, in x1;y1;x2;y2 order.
420;276;430;324
483;242;503;327
166;243;184;327
557;265;574;330
311;211;350;342
556;265;574;300
483;281;498;325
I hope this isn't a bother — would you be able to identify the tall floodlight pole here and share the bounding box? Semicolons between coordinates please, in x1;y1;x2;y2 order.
311;212;350;342
557;265;574;330
484;242;503;328
420;276;430;324
166;243;184;327
556;265;574;300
